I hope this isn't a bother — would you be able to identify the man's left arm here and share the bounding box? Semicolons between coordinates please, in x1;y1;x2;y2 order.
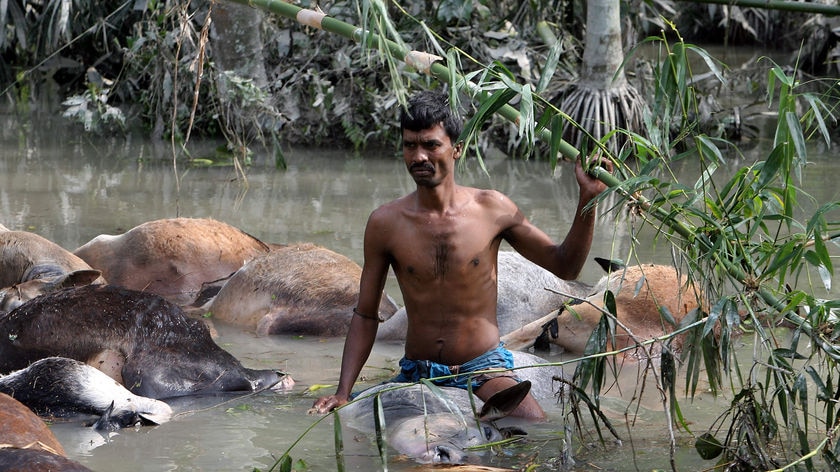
505;156;611;280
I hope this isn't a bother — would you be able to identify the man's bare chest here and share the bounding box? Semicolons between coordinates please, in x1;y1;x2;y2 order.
389;217;498;280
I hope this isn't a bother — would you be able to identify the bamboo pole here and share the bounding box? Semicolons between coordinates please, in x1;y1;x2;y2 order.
675;0;840;16
226;0;580;160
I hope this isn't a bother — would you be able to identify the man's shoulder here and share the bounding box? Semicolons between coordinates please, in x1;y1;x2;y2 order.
368;194;410;222
373;194;411;211
469;187;516;209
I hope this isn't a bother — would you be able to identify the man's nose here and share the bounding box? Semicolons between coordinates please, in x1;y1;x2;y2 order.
408;148;429;163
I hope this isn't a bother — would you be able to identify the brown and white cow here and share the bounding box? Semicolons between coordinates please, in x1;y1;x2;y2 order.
502;262;704;357
73;218;271;306
0;392;93;471
0;229;103;312
198;243;399;336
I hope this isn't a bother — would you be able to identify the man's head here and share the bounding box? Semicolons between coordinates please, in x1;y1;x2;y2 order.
401;90;464;188
401;90;462;145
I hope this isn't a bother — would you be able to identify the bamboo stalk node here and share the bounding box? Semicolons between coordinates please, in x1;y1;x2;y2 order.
404;50;442;75
296;8;326;29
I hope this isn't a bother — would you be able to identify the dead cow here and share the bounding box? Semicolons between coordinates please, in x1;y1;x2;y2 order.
0;357;173;429
503;262;703;357
337;381;532;465
0;229;103;312
0;285;294;399
73;218;271;306
200;243;399;336
0;392;93;471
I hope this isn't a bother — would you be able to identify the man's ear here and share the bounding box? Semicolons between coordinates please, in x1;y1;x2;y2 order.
453;142;463;159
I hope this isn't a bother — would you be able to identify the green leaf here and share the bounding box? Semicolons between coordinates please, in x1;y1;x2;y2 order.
457;87;517;147
549;114;565;170
695;432;723;460
785;110;808;165
756;145;786;190
373;393;388;469
536;35;562;94
333;408;345;472
772;348;806;360
276;454;292;472
659;305;677;328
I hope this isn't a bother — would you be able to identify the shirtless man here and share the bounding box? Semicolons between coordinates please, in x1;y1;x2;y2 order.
312;90;611;420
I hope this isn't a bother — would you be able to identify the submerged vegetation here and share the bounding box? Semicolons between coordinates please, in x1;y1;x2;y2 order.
4;0;840;470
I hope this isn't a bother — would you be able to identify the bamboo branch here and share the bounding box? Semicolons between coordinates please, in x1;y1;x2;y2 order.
589;165;840;360
674;0;840;16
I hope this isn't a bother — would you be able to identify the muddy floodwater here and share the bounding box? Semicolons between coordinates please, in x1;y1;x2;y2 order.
2;108;839;471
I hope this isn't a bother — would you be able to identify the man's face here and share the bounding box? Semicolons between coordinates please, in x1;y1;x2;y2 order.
402;123;461;187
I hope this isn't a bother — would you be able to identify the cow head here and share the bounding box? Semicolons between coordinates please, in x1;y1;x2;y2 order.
0;269;102;312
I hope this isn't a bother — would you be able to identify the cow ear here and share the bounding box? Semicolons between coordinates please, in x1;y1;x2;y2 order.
477;380;532;421
498;425;528;438
594;257;625;272
60;269;103;288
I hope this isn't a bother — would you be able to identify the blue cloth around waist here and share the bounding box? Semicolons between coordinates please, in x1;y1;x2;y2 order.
389;342;515;391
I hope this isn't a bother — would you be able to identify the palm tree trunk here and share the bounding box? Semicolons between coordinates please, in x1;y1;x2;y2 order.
211;2;268;87
581;0;626;90
557;0;645;154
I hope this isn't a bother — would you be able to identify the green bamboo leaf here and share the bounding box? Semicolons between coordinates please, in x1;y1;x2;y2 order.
773;348;806;360
802;93;831;146
518;84;535;150
333;408;345;472
419;378;468;422
568;382;621;442
804;366;830;402
277;454;292;472
661;344;675;392
765;65;778;107
768;62;795;88
785;110;808;164
574;313;609;397
631;276;645;298
659;305;676;328
766;240;801;277
536;36;563;94
702;299;724;338
676;308;700;331
827;450;840;471
814;231;833;287
794;372;809;428
685;44;727;85
456;87;517;146
693;155;719;193
723;298;741;330
756;145;786;190
684;334;700;395
695;432;723;460
549;113;564;169
373;393;388;470
446;48;460;105
701;331;721;395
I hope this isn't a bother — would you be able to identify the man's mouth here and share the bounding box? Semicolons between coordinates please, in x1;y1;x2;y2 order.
410;163;434;175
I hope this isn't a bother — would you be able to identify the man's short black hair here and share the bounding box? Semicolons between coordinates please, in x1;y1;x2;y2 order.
400;90;463;144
